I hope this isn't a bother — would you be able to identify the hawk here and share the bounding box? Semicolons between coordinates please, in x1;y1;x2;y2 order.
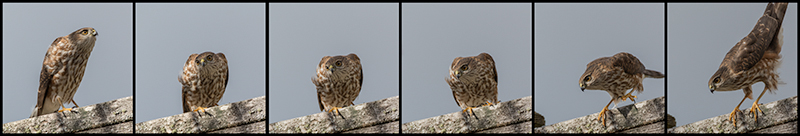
446;52;498;117
31;27;98;118
708;2;786;127
179;52;229;113
579;52;664;127
312;53;362;117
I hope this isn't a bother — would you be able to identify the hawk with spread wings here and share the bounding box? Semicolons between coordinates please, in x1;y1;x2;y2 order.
312;53;362;117
179;52;229;113
579;52;664;127
446;53;498;118
31;27;98;118
708;2;786;127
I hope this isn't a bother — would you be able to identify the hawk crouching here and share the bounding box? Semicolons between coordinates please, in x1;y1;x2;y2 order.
708;2;786;127
579;52;664;127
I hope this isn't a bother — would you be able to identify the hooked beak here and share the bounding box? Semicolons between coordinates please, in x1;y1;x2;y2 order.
200;59;206;66
455;71;461;79
328;65;335;72
709;85;715;94
580;83;585;92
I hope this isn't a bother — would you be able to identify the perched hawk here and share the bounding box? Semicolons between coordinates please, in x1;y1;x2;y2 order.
312;53;362;117
446;52;498;118
708;2;786;127
579;52;664;127
31;27;98;118
179;52;229;113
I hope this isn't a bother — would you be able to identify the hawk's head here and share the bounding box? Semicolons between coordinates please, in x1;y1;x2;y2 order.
193;52;227;75
708;66;736;93
448;53;495;84
579;57;612;92
317;53;361;82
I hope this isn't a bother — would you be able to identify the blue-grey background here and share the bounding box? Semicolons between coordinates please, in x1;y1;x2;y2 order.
667;3;797;127
3;3;133;123
535;3;666;126
269;3;400;123
135;3;266;123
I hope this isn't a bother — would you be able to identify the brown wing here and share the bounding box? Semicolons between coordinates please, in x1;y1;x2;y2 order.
729;2;787;72
216;53;229;90
346;53;362;88
181;53;199;113
31;37;69;118
315;56;331;111
478;53;498;102
478;53;498;83
611;52;645;76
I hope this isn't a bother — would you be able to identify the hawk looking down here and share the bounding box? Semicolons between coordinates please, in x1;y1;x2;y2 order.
31;27;98;118
446;52;498;118
179;52;229;113
312;53;362;117
579;52;664;127
708;2;786;127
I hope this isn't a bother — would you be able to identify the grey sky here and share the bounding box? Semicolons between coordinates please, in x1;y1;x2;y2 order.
3;3;133;124
535;3;666;126
401;3;532;123
667;3;797;127
269;3;400;123
135;3;266;123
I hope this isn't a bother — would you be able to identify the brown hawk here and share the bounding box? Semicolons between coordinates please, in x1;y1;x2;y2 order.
312;53;362;117
30;27;98;118
579;52;664;127
179;52;229;113
708;2;786;127
446;52;498;117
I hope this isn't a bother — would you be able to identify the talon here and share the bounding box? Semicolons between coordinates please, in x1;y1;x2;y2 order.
193;107;209;113
750;102;763;122
328;107;342;116
481;101;494;107
462;107;474;115
621;93;637;102
57;108;74;113
57;101;78;113
729;108;741;127
598;106;609;127
598;99;613;127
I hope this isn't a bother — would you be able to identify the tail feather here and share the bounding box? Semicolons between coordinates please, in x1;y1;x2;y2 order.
643;69;664;78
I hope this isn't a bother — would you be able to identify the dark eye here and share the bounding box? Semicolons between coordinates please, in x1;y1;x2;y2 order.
335;61;342;66
460;65;468;71
584;76;592;82
713;77;720;84
81;30;88;35
195;60;200;65
206;56;213;61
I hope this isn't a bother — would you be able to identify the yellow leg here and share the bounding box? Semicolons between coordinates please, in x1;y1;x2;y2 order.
462;107;475;115
729;96;747;127
71;100;80;108
481;101;495;107
193;106;209;113
620;90;638;102
749;88;768;123
328;107;343;116
56;98;78;113
598;99;614;127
